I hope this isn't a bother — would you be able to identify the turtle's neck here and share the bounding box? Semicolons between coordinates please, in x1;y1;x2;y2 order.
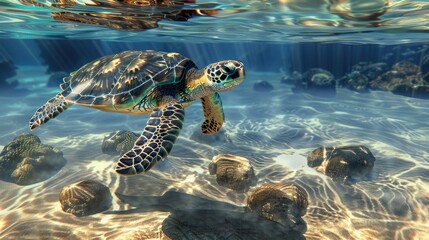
184;67;212;100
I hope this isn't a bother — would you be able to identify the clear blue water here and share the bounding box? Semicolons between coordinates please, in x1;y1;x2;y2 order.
0;1;428;240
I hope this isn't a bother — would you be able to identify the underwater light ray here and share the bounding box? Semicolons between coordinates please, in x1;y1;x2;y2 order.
17;40;44;66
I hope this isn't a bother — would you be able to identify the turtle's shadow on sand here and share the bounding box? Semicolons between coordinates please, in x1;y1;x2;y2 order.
110;191;306;240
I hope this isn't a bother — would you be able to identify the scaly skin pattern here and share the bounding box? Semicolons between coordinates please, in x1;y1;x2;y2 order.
200;93;224;134
29;93;70;131
115;100;185;175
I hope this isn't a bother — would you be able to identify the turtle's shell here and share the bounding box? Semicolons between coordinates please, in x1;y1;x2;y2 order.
61;50;195;106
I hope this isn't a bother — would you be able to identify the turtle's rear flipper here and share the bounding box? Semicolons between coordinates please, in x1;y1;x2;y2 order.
200;93;225;134
115;101;185;175
29;93;71;131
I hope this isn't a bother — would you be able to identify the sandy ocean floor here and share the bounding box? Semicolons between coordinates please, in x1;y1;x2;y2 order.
0;67;428;239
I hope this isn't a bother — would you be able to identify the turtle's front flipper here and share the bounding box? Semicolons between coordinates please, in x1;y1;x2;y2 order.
29;93;71;131
115;101;185;175
200;93;225;134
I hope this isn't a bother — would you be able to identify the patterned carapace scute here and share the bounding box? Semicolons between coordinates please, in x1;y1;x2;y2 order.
61;50;195;106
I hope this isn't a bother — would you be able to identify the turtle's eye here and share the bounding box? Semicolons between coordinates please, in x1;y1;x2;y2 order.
222;63;235;74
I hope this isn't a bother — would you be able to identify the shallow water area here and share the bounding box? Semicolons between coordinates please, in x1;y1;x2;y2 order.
1;0;429;239
1;66;428;239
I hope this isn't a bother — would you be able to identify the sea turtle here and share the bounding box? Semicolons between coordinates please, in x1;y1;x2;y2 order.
29;50;245;175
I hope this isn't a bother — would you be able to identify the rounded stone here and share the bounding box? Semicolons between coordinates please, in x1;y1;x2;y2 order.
301;68;335;89
0;133;66;185
253;80;274;92
209;154;257;193
246;182;308;233
307;147;325;168
59;180;112;217
293;68;336;96
307;145;376;183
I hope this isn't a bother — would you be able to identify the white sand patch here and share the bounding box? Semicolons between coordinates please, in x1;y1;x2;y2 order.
273;153;327;179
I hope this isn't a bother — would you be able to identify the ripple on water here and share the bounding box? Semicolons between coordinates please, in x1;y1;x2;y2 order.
1;1;429;42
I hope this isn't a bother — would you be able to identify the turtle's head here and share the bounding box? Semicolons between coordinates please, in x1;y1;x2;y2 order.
205;60;245;92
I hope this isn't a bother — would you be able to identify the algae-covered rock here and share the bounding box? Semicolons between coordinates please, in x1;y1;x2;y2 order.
369;61;427;95
246;182;308;233
101;130;139;156
370;70;426;91
0;134;66;185
391;61;420;76
59;180;112;217
351;62;388;81
209;154;257;193
293;68;335;96
301;68;335;90
308;145;376;183
338;71;370;93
